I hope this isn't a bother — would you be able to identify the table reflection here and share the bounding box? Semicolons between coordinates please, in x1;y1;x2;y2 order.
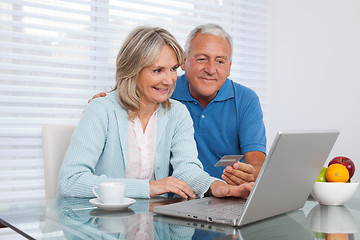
56;197;195;240
155;209;315;240
89;208;135;233
307;204;358;240
54;197;318;240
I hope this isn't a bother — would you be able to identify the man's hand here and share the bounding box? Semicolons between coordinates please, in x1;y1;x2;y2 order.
222;162;255;185
88;92;107;103
149;176;196;199
208;181;254;198
222;151;265;185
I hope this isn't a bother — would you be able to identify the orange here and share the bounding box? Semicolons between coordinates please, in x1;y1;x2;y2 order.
326;164;349;182
325;233;349;240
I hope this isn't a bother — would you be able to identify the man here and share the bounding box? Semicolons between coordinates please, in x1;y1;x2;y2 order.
172;24;266;185
91;24;266;185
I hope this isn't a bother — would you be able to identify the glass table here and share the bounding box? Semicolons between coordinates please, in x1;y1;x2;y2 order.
1;190;359;240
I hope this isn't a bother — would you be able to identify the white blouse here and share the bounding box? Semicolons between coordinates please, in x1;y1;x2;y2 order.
125;109;158;180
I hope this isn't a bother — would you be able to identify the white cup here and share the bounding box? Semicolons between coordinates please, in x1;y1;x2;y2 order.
92;182;126;205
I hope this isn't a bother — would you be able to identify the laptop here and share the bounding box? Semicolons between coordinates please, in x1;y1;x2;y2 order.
154;209;314;240
154;130;340;226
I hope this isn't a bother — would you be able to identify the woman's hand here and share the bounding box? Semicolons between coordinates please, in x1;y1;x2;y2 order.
208;181;254;198
149;176;196;199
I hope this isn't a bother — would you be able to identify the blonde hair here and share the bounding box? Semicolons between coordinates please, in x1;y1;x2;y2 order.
112;26;184;119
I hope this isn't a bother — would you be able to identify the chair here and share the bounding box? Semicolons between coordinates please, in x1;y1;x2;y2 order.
42;124;76;200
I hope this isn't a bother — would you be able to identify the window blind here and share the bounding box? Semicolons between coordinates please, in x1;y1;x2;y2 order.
0;0;268;203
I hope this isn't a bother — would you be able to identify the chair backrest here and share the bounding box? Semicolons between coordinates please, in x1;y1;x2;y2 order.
42;124;76;199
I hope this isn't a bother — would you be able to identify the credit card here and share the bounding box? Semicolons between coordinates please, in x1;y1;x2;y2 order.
214;155;244;167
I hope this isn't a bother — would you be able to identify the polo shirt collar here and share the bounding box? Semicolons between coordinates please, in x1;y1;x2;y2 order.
213;78;234;101
172;75;194;101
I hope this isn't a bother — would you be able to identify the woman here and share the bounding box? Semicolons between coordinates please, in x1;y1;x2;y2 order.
57;26;253;199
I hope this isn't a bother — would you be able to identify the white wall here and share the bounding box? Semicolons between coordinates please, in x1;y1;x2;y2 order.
268;0;360;180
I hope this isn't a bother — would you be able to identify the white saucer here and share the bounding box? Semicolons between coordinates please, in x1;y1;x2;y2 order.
89;198;136;210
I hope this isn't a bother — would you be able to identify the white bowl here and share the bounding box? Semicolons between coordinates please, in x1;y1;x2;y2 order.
311;181;359;206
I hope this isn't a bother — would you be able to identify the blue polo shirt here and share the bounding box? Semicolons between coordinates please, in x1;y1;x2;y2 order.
171;74;266;178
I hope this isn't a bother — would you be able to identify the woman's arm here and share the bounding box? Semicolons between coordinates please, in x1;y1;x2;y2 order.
168;102;218;197
57;98;150;198
206;181;253;198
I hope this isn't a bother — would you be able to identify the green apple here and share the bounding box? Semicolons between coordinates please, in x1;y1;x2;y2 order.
312;231;325;239
317;167;327;182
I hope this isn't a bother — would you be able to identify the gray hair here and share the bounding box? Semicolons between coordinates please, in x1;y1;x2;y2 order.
112;26;184;118
184;23;233;59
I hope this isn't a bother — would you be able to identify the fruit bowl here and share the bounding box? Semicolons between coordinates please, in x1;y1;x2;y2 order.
311;181;359;206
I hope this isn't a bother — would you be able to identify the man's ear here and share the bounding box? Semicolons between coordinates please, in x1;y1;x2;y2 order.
227;61;232;77
181;58;186;71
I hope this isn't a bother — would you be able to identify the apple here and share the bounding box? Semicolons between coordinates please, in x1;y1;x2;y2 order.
316;167;327;182
328;156;355;180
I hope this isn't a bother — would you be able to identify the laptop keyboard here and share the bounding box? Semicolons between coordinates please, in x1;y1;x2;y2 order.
203;201;246;215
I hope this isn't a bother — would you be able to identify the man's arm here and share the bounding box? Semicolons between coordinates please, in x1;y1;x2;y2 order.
222;151;265;185
243;151;266;179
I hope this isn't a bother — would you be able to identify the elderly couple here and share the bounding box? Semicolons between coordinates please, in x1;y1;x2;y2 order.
58;24;267;200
